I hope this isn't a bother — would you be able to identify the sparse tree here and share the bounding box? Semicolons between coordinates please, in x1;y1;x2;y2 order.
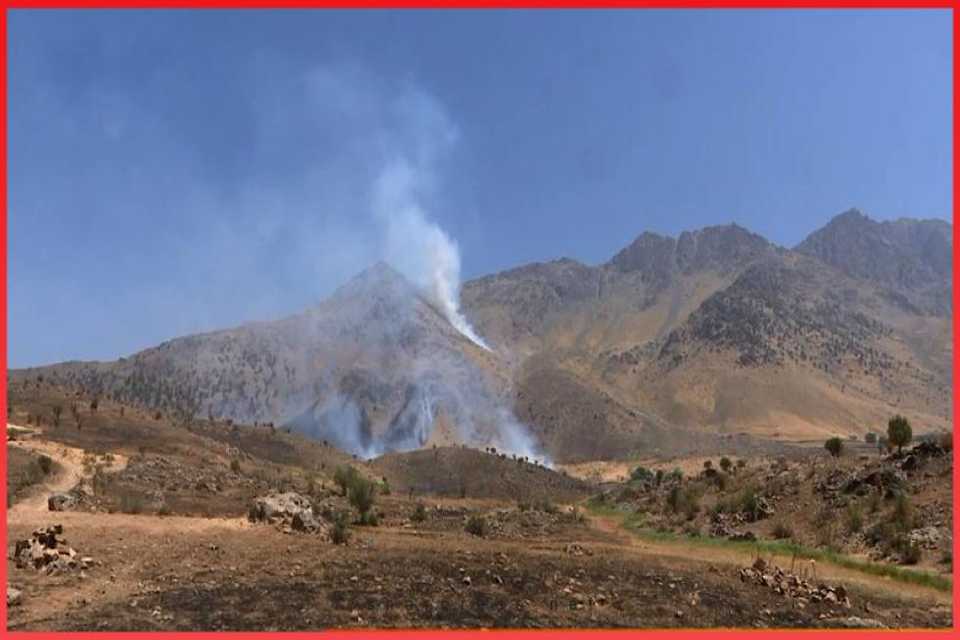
333;465;359;497
348;475;377;525
703;460;713;471
719;457;732;473
51;405;62;427
825;437;844;458
887;415;913;454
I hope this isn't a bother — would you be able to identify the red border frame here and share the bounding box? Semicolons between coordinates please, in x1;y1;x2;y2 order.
0;4;956;638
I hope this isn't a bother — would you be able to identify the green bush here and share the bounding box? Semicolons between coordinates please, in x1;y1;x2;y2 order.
824;437;844;458
887;415;913;453
666;486;699;520
630;466;655;483
891;495;914;532
411;502;427;523
230;459;241;474
331;512;350;545
37;454;53;475
719;457;732;473
347;475;377;524
334;465;360;497
465;515;487;537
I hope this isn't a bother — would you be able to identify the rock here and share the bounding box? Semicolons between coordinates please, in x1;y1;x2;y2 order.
729;531;756;542
47;493;78;512
249;492;313;523
7;587;22;607
291;511;320;533
908;526;942;549
462;576;472;586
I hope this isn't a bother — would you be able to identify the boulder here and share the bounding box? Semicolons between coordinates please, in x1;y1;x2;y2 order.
48;493;78;512
248;492;313;523
7;587;22;607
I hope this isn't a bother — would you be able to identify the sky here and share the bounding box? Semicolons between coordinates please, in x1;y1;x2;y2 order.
9;9;953;367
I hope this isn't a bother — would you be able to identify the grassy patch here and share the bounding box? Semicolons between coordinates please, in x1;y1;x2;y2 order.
586;501;951;593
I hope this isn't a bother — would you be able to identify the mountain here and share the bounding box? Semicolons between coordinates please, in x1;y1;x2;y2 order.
794;208;952;314
11;210;953;462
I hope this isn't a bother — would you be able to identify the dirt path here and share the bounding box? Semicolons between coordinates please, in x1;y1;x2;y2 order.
586;510;951;607
6;429;245;534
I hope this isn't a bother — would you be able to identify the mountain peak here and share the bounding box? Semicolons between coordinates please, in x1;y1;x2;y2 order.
795;210;951;307
332;261;417;299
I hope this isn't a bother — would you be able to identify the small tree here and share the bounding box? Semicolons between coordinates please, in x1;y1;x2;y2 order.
52;405;63;427
90;398;99;413
864;432;877;445
719;457;732;473
347;475;377;525
825;437;844;458
887;415;913;454
333;465;359;497
703;460;713;471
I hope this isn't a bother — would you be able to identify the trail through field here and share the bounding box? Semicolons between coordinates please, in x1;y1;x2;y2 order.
586;510;952;607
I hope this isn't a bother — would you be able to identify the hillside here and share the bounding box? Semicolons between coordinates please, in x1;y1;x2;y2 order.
11;210;952;463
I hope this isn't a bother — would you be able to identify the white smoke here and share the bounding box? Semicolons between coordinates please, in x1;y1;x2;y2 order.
373;159;490;351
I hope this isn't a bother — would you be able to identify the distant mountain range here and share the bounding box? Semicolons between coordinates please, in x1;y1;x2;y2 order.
13;209;952;462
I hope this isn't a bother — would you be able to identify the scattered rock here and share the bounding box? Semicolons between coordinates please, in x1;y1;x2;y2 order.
13;525;84;575
7;587;22;607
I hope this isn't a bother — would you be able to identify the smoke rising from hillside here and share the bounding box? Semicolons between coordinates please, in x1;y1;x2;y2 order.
374;159;490;351
281;64;541;461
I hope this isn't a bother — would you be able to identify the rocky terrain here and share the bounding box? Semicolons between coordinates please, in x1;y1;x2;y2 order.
5;383;954;630
10;209;950;464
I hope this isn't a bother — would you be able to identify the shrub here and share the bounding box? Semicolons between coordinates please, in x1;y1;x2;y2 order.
630;466;655;483
666;486;699;520
517;501;531;512
37;454;53;475
736;459;747;470
465;515;487;537
230;459;241;474
411;502;427;523
895;536;922;565
380;477;391;496
845;503;864;533
891;495;914;532
331;512;350;545
714;472;729;492
719;457;732;473
52;405;62;427
333;465;360;497
347;475;377;524
864;432;877;444
887;415;912;453
771;521;794;540
703;460;713;471
739;488;762;522
824;437;844;458
535;499;559;514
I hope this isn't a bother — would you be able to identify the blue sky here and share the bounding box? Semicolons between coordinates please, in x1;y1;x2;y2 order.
9;9;952;367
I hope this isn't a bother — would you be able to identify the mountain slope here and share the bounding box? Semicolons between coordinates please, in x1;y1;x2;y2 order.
11;210;952;463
